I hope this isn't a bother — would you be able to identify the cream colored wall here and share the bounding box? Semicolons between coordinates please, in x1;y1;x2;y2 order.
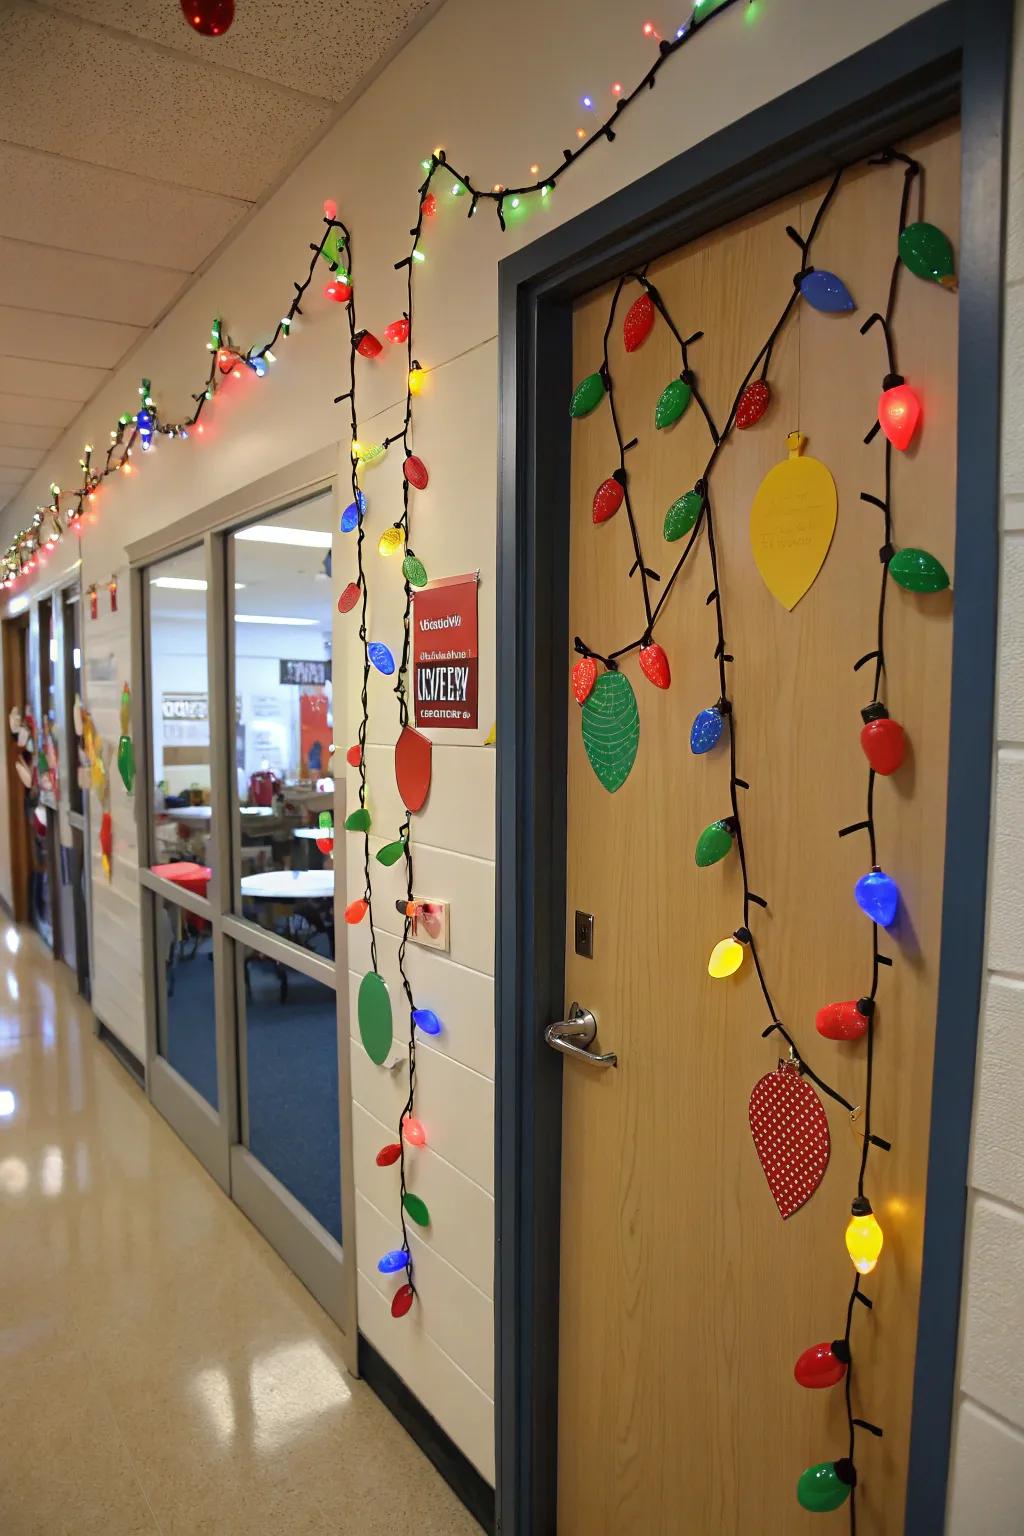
0;0;945;1483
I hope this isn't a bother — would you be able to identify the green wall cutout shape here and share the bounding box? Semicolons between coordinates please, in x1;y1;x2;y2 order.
581;671;640;793
358;972;393;1065
403;1192;430;1227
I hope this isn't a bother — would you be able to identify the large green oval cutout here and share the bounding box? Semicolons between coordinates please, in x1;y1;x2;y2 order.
358;971;393;1065
581;671;639;793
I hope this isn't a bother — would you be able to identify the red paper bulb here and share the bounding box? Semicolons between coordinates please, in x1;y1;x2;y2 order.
391;1283;415;1318
403;455;429;490
815;999;871;1042
315;835;333;855
421;193;437;219
346;744;362;767
384;318;410;344
402;1115;427;1146
794;1341;849;1389
338;581;361;613
325;280;352;303
592;476;625;525
181;0;234;36
639;641;671;690
355;331;383;359
623;292;656;353
860;705;905;775
345;898;368;924
572;656;597;704
376;1143;402;1166
878;380;921;451
735;379;771;430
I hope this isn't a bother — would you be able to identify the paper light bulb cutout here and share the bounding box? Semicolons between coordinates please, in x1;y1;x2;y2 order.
860;703;906;775
403;455;429;490
413;1008;442;1036
572;656;597;705
377;1250;409;1274
815;998;872;1042
799;269;855;313
655;377;692;429
899;221;957;288
338;581;361;614
794;1340;850;1389
797;1459;855;1513
345;899;368;924
888;547;950;593
569;371;605;418
638;642;670;690
735;379;770;430
845;1198;883;1274
391;1284;415;1318
623;291;655;352
854;867;899;928
695;819;734;867
690;706;724;754
402;1115;427;1146
346;744;361;767
593;475;625;524
368;643;395;676
376;1143;402;1166
355;330;383;359
709;933;745;978
878;376;922;451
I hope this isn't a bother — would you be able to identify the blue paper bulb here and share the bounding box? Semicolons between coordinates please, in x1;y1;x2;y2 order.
799;270;855;314
368;642;395;676
340;503;361;533
413;1008;442;1036
854;868;899;928
690;706;724;755
377;1249;408;1275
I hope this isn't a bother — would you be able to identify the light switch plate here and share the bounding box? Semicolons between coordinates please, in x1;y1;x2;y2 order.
408;898;450;953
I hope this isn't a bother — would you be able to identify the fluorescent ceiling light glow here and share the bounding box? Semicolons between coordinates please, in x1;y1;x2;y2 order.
235;526;331;549
234;614;318;627
150;577;244;591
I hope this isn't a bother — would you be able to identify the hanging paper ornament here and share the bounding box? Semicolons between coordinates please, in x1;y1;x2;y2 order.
338;581;361;613
888;546;950;594
368;642;395;675
377;838;407;867
346;744;362;767
899;221;957;289
403;1192;430;1227
735;379;771;430
860;703;905;775
321;227;346;268
797;1460;855;1513
409;368;426;396
355;330;383;359
569;371;606;418
878;377;922;450
403;554;428;587
592;475;625;524
708;934;745;978
402;1115;427;1146
117;733;135;794
571;656;597;705
345;807;371;832
378;526;404;557
324;279;352;303
377;1250;408;1274
413;1008;442;1036
353;440;385;464
690;706;724;754
316;811;333;855
180;0;235;35
340;501;362;534
345;899;368;924
376;1143;402;1166
663;489;702;543
623;291;656;352
854;867;899;928
799;269;855;313
695;819;734;867
654;377;692;429
638;642;670;690
846;1197;883;1273
581;671;639;793
391;1284;415;1318
750;432;837;610
403;455;429;490
384;318;410;344
815;998;871;1042
794;1340;850;1389
358;971;393;1065
99;811;113;881
748;1060;831;1220
395;724;432;813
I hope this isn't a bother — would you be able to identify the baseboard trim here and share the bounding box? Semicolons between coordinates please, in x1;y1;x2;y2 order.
97;1021;146;1088
358;1334;495;1533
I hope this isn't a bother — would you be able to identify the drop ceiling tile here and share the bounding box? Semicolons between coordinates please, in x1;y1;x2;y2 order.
0;145;248;269
0;356;110;403
0;423;60;452
0;393;83;430
0;5;335;200
0;307;143;371
0;238;189;328
45;0;437;101
0;446;44;471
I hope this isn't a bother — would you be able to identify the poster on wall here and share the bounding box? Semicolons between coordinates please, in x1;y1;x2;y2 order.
161;692;209;747
413;572;479;730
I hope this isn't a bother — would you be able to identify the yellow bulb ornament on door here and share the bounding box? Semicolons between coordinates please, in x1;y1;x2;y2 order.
708;932;746;978
845;1198;883;1274
749;431;837;610
378;525;404;557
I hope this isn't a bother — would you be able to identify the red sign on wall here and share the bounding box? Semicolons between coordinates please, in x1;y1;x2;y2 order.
413;572;478;730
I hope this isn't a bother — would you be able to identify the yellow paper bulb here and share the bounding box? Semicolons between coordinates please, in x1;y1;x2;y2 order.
352;440;385;464
708;937;744;978
845;1210;883;1274
409;368;426;396
378;526;404;557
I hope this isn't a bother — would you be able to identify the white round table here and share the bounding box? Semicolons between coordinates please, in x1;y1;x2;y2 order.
164;804;211;822
240;805;274;817
294;827;335;841
240;870;334;899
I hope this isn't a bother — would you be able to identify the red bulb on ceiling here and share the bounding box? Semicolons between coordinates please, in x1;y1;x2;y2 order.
815;999;872;1042
735;379;771;430
878;377;922;451
860;703;906;775
639;641;671;689
391;1283;415;1318
338;581;361;613
572;656;597;704
355;330;383;359
403;455;429;490
384;318;410;344
592;475;625;524
623;292;656;353
324;280;352;303
346;744;362;767
181;0;235;36
421;193;437;219
376;1143;402;1166
794;1340;849;1389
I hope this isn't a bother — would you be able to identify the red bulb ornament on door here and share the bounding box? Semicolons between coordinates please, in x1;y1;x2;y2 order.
592;475;625;524
735;379;771;430
877;375;921;451
794;1340;850;1389
860;703;905;775
391;1283;415;1318
403;455;429;490
815;998;873;1042
638;642;670;690
181;0;234;36
571;656;597;705
623;291;655;352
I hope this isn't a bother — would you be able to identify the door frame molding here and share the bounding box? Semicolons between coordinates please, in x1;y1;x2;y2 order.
494;4;1012;1531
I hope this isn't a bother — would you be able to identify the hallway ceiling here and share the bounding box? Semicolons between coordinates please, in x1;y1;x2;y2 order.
0;0;438;518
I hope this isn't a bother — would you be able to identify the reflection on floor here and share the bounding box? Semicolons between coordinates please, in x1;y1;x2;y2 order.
0;925;482;1535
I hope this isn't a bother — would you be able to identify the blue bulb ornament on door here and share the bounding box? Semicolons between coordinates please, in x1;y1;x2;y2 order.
799;270;855;314
377;1249;409;1274
690;706;724;755
854;867;899;928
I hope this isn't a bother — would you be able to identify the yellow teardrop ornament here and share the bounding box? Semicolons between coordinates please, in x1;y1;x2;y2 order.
749;431;837;610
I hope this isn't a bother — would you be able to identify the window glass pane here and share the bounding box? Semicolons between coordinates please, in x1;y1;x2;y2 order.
147;546;214;880
155;895;218;1109
241;947;340;1242
230;494;335;946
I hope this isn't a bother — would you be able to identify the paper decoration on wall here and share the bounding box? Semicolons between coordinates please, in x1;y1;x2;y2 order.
695;819;734;867
593;475;625;524
108;575;118;614
798;269;855;313
663;489;702;543
749;432;837;610
376;837;407;867
735;379;771;430
638;641;670;690
338;581;361;613
898;221;957;289
402;1192;430;1227
358;971;393;1065
91;738;108;801
623;291;655;352
571;656;597;705
116;683;135;793
748;1061;831;1220
654;376;692;429
581;670;639;793
99;811;113;881
395;724;432;813
402;555;428;588
569;371;606;418
315;811;333;855
88;585;98;621
72;695;83;738
484;721;496;745
391;1284;415;1318
888;546;950;593
796;1460;855;1514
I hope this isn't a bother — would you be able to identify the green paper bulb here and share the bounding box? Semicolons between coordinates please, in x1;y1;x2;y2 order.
403;1192;430;1227
116;734;135;794
899;222;957;289
655;378;692;429
695;819;734;867
570;371;606;418
664;490;702;542
403;554;428;588
377;838;407;867
796;1460;854;1514
888;546;950;594
581;671;640;794
345;808;372;832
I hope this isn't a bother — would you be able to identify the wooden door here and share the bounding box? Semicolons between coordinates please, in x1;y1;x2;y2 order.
559;123;959;1535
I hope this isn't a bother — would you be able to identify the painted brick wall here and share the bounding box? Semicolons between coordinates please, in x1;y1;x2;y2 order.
946;4;1024;1529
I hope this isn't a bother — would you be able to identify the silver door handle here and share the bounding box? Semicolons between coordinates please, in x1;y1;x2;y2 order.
545;1002;617;1067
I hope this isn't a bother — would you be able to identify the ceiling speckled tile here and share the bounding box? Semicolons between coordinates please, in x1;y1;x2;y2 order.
37;0;439;101
0;238;190;328
0;356;111;403
0;446;45;470
0;307;144;370
0;424;61;453
0;5;335;200
0;394;84;431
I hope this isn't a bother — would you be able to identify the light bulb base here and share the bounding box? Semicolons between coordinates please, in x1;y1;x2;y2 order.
851;1195;873;1218
860;702;889;724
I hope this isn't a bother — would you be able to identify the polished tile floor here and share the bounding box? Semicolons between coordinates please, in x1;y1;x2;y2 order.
0;924;482;1535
